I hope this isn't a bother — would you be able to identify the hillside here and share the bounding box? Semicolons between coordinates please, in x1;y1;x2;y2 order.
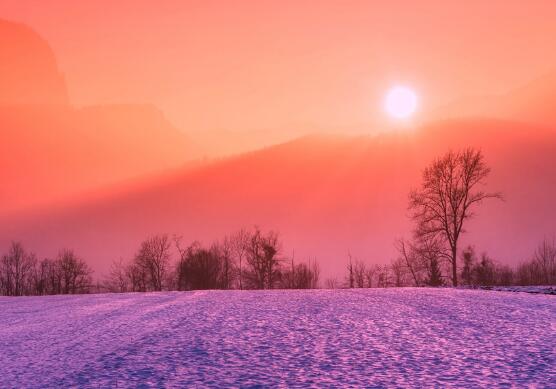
2;118;555;278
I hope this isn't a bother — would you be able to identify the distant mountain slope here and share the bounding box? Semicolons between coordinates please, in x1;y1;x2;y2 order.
0;19;68;105
432;70;556;128
0;19;194;211
3;119;555;278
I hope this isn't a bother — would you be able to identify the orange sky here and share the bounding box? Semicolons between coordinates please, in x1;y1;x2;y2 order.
2;0;556;136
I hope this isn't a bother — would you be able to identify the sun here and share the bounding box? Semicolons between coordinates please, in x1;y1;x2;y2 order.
384;86;418;120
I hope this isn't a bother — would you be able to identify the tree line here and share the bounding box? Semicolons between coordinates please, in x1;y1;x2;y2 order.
2;233;553;297
1;147;554;297
0;243;92;296
0;227;320;296
105;228;320;293
336;238;555;289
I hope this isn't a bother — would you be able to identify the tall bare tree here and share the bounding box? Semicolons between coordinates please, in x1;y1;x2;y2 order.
409;148;501;286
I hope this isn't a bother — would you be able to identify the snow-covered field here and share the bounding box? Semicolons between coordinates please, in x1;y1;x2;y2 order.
0;289;554;388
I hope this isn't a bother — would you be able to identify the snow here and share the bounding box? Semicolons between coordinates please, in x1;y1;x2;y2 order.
0;289;554;387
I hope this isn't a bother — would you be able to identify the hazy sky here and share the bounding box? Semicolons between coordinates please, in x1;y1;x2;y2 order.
2;0;556;133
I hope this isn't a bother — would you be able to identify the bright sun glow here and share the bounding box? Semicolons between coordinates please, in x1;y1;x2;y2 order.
384;86;418;119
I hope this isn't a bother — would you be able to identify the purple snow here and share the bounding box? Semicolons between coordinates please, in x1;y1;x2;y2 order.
0;289;554;387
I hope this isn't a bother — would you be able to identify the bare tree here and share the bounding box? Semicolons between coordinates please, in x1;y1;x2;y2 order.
280;257;320;289
31;258;49;295
214;239;236;290
134;234;171;291
104;258;129;293
228;229;249;290
365;265;378;288
415;236;446;287
390;257;407;287
517;238;556;285
260;230;281;289
376;265;391;288
395;238;421;286
425;255;443;287
39;258;62;295
346;253;355;288
460;246;476;286
495;264;514;286
532;238;556;284
28;249;92;295
281;256;297;289
409;148;501;286
474;253;496;286
244;228;281;289
310;259;320;289
176;242;224;290
57;249;93;294
324;277;339;289
127;261;148;292
0;242;36;296
395;236;446;287
353;260;367;288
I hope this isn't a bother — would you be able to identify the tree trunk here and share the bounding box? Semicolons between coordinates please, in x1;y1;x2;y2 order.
239;258;243;290
452;245;458;287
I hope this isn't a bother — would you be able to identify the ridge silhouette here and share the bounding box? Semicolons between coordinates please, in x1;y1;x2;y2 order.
0;19;194;212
